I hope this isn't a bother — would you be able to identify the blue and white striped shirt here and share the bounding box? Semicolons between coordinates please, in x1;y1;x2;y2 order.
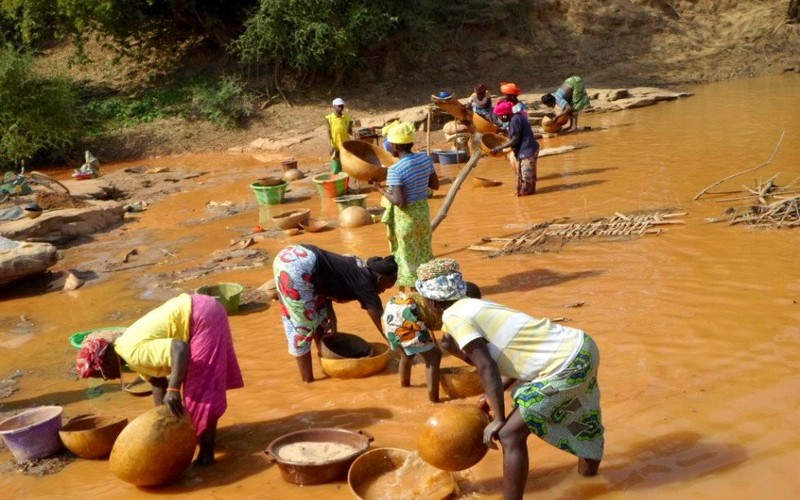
385;153;435;203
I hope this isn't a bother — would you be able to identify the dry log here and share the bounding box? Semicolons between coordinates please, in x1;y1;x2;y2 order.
694;131;785;200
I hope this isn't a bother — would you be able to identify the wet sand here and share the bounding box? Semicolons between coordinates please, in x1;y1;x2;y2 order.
1;74;799;499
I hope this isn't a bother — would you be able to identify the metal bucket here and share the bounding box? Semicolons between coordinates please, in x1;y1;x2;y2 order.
264;428;373;485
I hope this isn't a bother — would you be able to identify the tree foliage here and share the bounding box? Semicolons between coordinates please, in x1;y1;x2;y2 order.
0;46;80;167
0;0;256;52
232;0;399;82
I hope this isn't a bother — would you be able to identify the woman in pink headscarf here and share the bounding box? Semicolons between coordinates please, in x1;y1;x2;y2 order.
75;293;243;466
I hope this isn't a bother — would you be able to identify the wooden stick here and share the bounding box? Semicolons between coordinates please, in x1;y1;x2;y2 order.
694;131;785;200
468;245;501;252
431;151;482;231
426;109;431;155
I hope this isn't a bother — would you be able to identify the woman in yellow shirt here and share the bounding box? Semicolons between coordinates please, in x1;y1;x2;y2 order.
76;293;243;466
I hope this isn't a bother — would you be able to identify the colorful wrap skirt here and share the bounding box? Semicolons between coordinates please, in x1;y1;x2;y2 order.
382;293;437;355
381;199;434;287
507;149;539;196
185;294;244;436
511;333;604;460
565;76;591;113
272;245;330;356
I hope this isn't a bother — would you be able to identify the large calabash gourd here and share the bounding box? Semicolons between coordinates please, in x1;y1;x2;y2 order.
109;405;197;486
541;116;562;134
339;206;373;228
417;404;489;472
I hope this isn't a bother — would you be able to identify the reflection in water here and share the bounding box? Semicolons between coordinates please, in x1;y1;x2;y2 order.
0;75;799;499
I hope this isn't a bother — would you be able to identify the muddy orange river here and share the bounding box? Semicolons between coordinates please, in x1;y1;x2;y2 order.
1;74;799;498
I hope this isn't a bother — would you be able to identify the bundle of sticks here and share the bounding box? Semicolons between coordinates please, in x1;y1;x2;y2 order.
470;210;686;257
707;174;800;228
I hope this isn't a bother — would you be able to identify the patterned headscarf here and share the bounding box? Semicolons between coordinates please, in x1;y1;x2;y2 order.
75;338;109;378
415;259;467;301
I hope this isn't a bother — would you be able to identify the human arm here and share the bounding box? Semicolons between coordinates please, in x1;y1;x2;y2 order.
366;306;387;340
325;119;334;154
371;181;407;207
428;170;440;191
161;339;189;417
490;129;520;155
463;338;506;448
325;299;338;335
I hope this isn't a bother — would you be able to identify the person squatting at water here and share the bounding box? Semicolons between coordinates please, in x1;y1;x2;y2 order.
415;259;604;500
490;100;540;196
541;76;591;132
370;121;439;290
381;269;482;403
272;244;398;383
75;293;244;466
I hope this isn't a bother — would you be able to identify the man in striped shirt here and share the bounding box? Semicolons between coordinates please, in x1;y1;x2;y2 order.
415;258;604;500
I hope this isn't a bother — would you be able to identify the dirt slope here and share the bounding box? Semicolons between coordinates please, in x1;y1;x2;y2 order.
42;0;800;162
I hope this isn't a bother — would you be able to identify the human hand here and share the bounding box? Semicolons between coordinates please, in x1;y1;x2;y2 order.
483;418;505;449
163;390;185;418
476;395;491;416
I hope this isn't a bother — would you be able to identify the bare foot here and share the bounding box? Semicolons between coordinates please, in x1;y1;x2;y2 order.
578;457;600;476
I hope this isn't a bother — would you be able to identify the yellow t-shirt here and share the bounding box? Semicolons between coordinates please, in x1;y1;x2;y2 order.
113;294;192;378
442;299;583;381
326;113;352;151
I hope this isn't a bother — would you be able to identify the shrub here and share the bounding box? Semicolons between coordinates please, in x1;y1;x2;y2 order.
0;46;80;167
189;76;253;129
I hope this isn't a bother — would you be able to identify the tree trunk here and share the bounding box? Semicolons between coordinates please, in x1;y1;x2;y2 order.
790;0;799;22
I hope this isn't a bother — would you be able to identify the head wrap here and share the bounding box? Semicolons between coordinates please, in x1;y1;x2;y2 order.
332;97;345;106
493;101;513;116
367;255;398;277
387;122;416;145
75;338;110;378
415;259;467;302
500;82;521;96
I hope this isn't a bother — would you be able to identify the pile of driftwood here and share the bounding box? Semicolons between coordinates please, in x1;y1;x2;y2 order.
698;131;798;228
470;210;686;257
707;175;800;227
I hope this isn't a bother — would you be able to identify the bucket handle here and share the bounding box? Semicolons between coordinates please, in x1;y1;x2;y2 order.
262;449;278;464
357;430;375;443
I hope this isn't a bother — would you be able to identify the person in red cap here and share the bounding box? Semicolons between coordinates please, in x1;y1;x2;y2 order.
489;100;539;196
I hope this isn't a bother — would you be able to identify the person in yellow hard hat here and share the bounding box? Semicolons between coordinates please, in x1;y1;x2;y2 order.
370;122;439;291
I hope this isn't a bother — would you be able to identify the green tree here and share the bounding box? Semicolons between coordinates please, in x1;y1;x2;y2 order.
0;0;256;53
232;0;399;85
0;46;80;167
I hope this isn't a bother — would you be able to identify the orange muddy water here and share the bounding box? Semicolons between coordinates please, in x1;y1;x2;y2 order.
1;74;799;499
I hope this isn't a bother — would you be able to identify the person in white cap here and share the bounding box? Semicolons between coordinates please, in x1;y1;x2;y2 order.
325;97;353;174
